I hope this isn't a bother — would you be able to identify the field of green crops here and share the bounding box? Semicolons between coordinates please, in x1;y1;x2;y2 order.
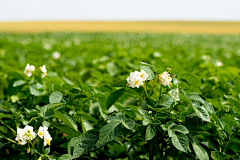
1;32;240;160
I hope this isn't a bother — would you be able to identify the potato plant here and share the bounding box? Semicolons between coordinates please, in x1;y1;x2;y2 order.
0;33;240;160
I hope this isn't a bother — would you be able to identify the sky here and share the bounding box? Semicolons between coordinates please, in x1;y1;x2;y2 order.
0;0;240;22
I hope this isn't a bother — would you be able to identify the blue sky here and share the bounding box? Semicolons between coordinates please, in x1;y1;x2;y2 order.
0;0;240;22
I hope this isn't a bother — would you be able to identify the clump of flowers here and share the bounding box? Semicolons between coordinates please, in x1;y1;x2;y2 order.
158;71;172;86
37;126;52;146
126;70;148;88
24;63;35;77
39;65;47;78
15;125;36;145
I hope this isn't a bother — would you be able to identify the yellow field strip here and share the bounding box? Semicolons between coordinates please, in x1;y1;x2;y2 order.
0;21;240;34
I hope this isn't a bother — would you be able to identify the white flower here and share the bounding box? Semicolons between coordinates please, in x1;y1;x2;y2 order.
126;70;148;88
24;63;35;77
52;51;61;59
159;71;172;86
23;125;36;140
149;111;152;114
216;61;223;67
15;125;36;145
139;70;148;81
39;65;47;78
44;133;52;146
15;127;27;145
37;126;48;139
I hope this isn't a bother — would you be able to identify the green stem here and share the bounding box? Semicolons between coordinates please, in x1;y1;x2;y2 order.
0;133;18;144
29;141;38;160
159;84;163;98
143;84;149;98
223;132;236;153
0;120;16;134
79;106;85;133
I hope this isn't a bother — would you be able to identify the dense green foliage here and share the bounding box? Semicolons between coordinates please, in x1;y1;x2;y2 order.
0;32;240;160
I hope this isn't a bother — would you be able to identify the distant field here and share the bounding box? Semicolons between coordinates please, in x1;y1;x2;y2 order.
0;21;240;34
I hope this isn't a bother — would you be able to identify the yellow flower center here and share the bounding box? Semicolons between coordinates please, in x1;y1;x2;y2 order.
140;74;144;77
126;83;129;87
26;70;29;73
47;139;51;146
45;73;47;76
135;80;138;85
169;82;172;85
39;132;43;136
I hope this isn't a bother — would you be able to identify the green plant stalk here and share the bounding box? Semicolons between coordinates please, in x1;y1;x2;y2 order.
223;132;236;153
0;120;16;134
79;106;85;133
0;133;18;144
143;84;149;98
29;140;38;160
159;84;163;98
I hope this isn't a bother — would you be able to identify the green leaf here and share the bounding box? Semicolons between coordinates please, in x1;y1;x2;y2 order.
49;92;63;103
171;132;189;153
224;95;240;111
223;121;233;135
212;114;224;130
169;88;180;101
156;94;174;108
192;142;209;160
99;121;121;144
58;154;73;160
111;80;127;87
190;101;211;122
68;130;98;159
78;84;92;93
140;66;155;80
201;141;217;150
178;82;191;90
171;125;189;134
211;151;224;160
82;113;98;122
185;94;215;113
180;73;201;86
106;89;125;110
169;69;181;75
13;80;26;87
0;126;7;133
106;62;118;77
29;85;44;96
7;72;24;79
53;110;78;131
0;113;11;119
166;121;176;128
155;66;165;73
50;121;81;138
206;99;222;110
39;104;55;118
145;98;156;108
123;119;135;130
145;125;156;141
106;115;127;123
185;113;205;130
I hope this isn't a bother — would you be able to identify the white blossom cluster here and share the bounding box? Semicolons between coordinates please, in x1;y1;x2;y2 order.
15;125;52;146
15;125;36;145
126;70;148;88
24;64;47;78
158;71;172;86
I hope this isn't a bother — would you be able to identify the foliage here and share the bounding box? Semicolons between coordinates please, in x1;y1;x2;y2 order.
0;32;240;160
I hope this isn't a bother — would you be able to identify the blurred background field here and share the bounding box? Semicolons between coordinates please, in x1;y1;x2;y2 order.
1;0;240;88
1;21;240;34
